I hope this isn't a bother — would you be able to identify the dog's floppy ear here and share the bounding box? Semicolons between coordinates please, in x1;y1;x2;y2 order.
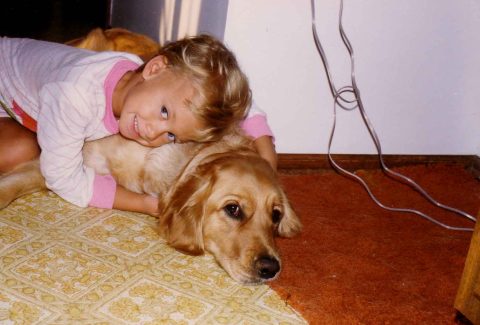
277;191;302;237
157;164;214;255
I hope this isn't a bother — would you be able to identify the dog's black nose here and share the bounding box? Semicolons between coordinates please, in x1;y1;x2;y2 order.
256;256;280;279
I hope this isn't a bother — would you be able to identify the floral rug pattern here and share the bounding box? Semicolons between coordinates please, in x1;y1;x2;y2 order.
0;191;306;324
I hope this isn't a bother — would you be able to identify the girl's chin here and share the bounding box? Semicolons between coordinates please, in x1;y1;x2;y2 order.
119;130;136;142
119;123;137;140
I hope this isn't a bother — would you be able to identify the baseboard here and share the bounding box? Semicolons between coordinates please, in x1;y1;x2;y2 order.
278;153;480;177
472;155;480;178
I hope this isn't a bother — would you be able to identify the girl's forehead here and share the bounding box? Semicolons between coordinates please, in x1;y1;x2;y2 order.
159;73;197;109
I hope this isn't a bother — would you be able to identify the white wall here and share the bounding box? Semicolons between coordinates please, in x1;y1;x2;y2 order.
224;0;480;155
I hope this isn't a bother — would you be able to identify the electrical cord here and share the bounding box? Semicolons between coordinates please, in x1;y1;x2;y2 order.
310;0;477;231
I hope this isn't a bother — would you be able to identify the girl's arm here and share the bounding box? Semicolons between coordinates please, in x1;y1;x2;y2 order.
240;100;278;171
113;185;160;216
253;135;277;172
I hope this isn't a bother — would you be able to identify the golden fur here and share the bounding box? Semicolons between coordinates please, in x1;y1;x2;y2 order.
65;27;160;61
0;28;301;284
0;133;301;283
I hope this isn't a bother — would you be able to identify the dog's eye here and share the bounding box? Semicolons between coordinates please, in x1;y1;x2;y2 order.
272;209;282;224
224;204;243;220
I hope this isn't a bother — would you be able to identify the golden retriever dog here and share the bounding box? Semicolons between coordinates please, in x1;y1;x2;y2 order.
0;28;301;284
65;27;160;61
0;133;302;284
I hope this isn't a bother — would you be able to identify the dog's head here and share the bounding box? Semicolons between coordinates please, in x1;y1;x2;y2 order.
157;147;301;284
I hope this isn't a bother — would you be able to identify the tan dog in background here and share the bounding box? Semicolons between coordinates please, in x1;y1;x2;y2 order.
65;27;160;61
0;28;302;284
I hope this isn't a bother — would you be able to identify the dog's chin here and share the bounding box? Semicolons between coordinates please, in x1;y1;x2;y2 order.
219;260;280;285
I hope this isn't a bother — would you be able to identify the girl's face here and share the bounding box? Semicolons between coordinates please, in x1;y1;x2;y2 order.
117;57;204;147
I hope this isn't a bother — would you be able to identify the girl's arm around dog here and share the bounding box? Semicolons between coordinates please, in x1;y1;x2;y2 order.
113;185;160;216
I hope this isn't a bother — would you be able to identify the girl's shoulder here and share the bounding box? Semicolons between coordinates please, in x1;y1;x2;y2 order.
3;37;142;88
63;51;141;82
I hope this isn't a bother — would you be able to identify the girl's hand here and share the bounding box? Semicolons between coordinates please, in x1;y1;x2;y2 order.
253;135;278;172
113;185;160;216
143;194;161;217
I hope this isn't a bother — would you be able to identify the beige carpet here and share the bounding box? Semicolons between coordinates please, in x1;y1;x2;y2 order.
0;190;306;324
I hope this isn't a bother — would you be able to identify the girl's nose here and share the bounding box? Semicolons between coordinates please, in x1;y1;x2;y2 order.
145;121;166;141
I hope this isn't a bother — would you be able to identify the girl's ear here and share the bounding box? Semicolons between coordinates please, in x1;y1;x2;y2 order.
142;55;168;79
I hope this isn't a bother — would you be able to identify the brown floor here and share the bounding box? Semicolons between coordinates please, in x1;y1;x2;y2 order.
271;164;479;324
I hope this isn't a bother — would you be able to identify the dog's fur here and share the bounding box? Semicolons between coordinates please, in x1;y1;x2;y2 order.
65;27;160;61
0;28;302;284
0;133;301;283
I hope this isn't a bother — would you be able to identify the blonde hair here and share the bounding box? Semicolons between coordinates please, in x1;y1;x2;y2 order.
142;34;252;142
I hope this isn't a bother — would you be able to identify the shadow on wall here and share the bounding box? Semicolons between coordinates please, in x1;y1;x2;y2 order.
110;0;229;44
1;0;229;45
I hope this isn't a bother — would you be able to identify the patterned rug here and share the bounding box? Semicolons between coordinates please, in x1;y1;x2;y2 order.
0;191;306;324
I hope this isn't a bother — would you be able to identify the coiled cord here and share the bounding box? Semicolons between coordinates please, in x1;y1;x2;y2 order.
310;0;476;231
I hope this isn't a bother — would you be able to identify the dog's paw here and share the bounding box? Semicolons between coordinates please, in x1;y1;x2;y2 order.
0;187;16;209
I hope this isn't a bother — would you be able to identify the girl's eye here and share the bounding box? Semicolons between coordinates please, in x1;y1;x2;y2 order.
161;106;168;119
167;132;176;142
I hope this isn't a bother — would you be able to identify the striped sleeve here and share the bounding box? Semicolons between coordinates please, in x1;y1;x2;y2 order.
37;82;117;208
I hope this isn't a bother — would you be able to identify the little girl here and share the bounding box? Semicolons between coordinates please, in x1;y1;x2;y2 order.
0;34;276;216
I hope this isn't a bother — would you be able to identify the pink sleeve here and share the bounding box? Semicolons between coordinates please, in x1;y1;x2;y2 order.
240;114;275;141
89;174;117;209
